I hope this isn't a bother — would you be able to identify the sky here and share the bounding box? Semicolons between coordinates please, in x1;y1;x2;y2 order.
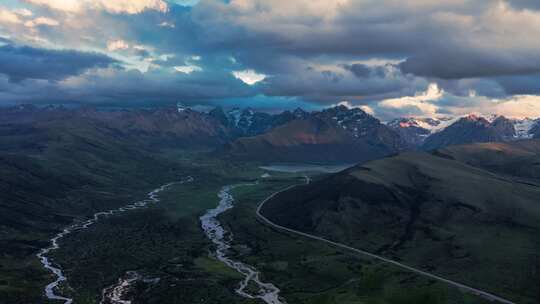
1;0;540;119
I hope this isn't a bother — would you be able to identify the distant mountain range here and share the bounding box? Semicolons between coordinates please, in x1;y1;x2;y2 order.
388;115;539;149
3;104;539;163
223;105;404;163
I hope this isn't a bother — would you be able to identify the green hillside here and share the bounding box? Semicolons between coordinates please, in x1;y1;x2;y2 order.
261;140;540;304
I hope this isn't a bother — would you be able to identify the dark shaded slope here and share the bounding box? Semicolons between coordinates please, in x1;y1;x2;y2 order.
261;145;540;303
1;105;234;149
435;139;540;180
422;115;515;150
0;111;189;303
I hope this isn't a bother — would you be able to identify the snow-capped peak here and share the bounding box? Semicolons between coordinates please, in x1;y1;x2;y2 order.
226;107;243;126
512;118;537;139
388;117;457;134
226;107;255;130
388;114;540;141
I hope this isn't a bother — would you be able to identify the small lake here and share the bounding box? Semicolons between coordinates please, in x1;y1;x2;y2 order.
260;163;354;173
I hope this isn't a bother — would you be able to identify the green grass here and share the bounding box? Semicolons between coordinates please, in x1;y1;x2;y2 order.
260;151;540;303
221;177;489;304
1;142;501;304
32;165;490;304
41;160;272;303
194;257;243;279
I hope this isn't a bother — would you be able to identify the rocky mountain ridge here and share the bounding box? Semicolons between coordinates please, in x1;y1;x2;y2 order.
388;114;540;149
4;104;540;159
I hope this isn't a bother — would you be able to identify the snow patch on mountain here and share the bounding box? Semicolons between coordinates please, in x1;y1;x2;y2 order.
512;118;537;139
177;102;190;112
322;105;378;138
227;108;244;126
388;117;458;134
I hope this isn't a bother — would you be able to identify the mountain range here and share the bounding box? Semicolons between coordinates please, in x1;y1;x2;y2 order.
223;105;404;163
389;115;538;149
2;104;540;163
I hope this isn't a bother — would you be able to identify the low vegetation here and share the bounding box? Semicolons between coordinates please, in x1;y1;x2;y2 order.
261;143;540;303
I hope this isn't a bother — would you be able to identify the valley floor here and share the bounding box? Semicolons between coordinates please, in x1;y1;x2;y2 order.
11;157;491;304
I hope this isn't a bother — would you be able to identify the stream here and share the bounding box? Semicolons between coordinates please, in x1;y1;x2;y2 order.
200;184;286;304
37;177;193;304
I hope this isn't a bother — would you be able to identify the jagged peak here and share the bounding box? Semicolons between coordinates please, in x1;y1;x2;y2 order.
176;102;191;113
323;105;371;118
388;117;446;129
292;107;309;119
456;114;493;126
293;107;306;114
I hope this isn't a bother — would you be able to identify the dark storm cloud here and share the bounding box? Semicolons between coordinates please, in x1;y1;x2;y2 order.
0;66;257;105
343;64;371;78
399;49;540;79
496;74;540;95
259;63;427;104
0;43;117;82
507;0;540;10
186;0;540;89
343;64;388;78
435;78;507;98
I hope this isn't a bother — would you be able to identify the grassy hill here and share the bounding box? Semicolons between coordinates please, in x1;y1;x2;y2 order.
0;111;191;303
435;140;540;180
261;140;540;303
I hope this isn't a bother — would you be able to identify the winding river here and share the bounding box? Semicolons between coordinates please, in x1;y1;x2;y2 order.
200;184;286;304
37;177;193;304
100;271;160;304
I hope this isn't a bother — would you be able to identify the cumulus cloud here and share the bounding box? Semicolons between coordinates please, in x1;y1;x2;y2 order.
23;0;168;14
232;69;266;85
174;64;202;74
372;83;443;119
15;8;33;17
489;95;540;118
0;8;23;24
107;39;130;51
24;17;60;27
366;84;540;120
